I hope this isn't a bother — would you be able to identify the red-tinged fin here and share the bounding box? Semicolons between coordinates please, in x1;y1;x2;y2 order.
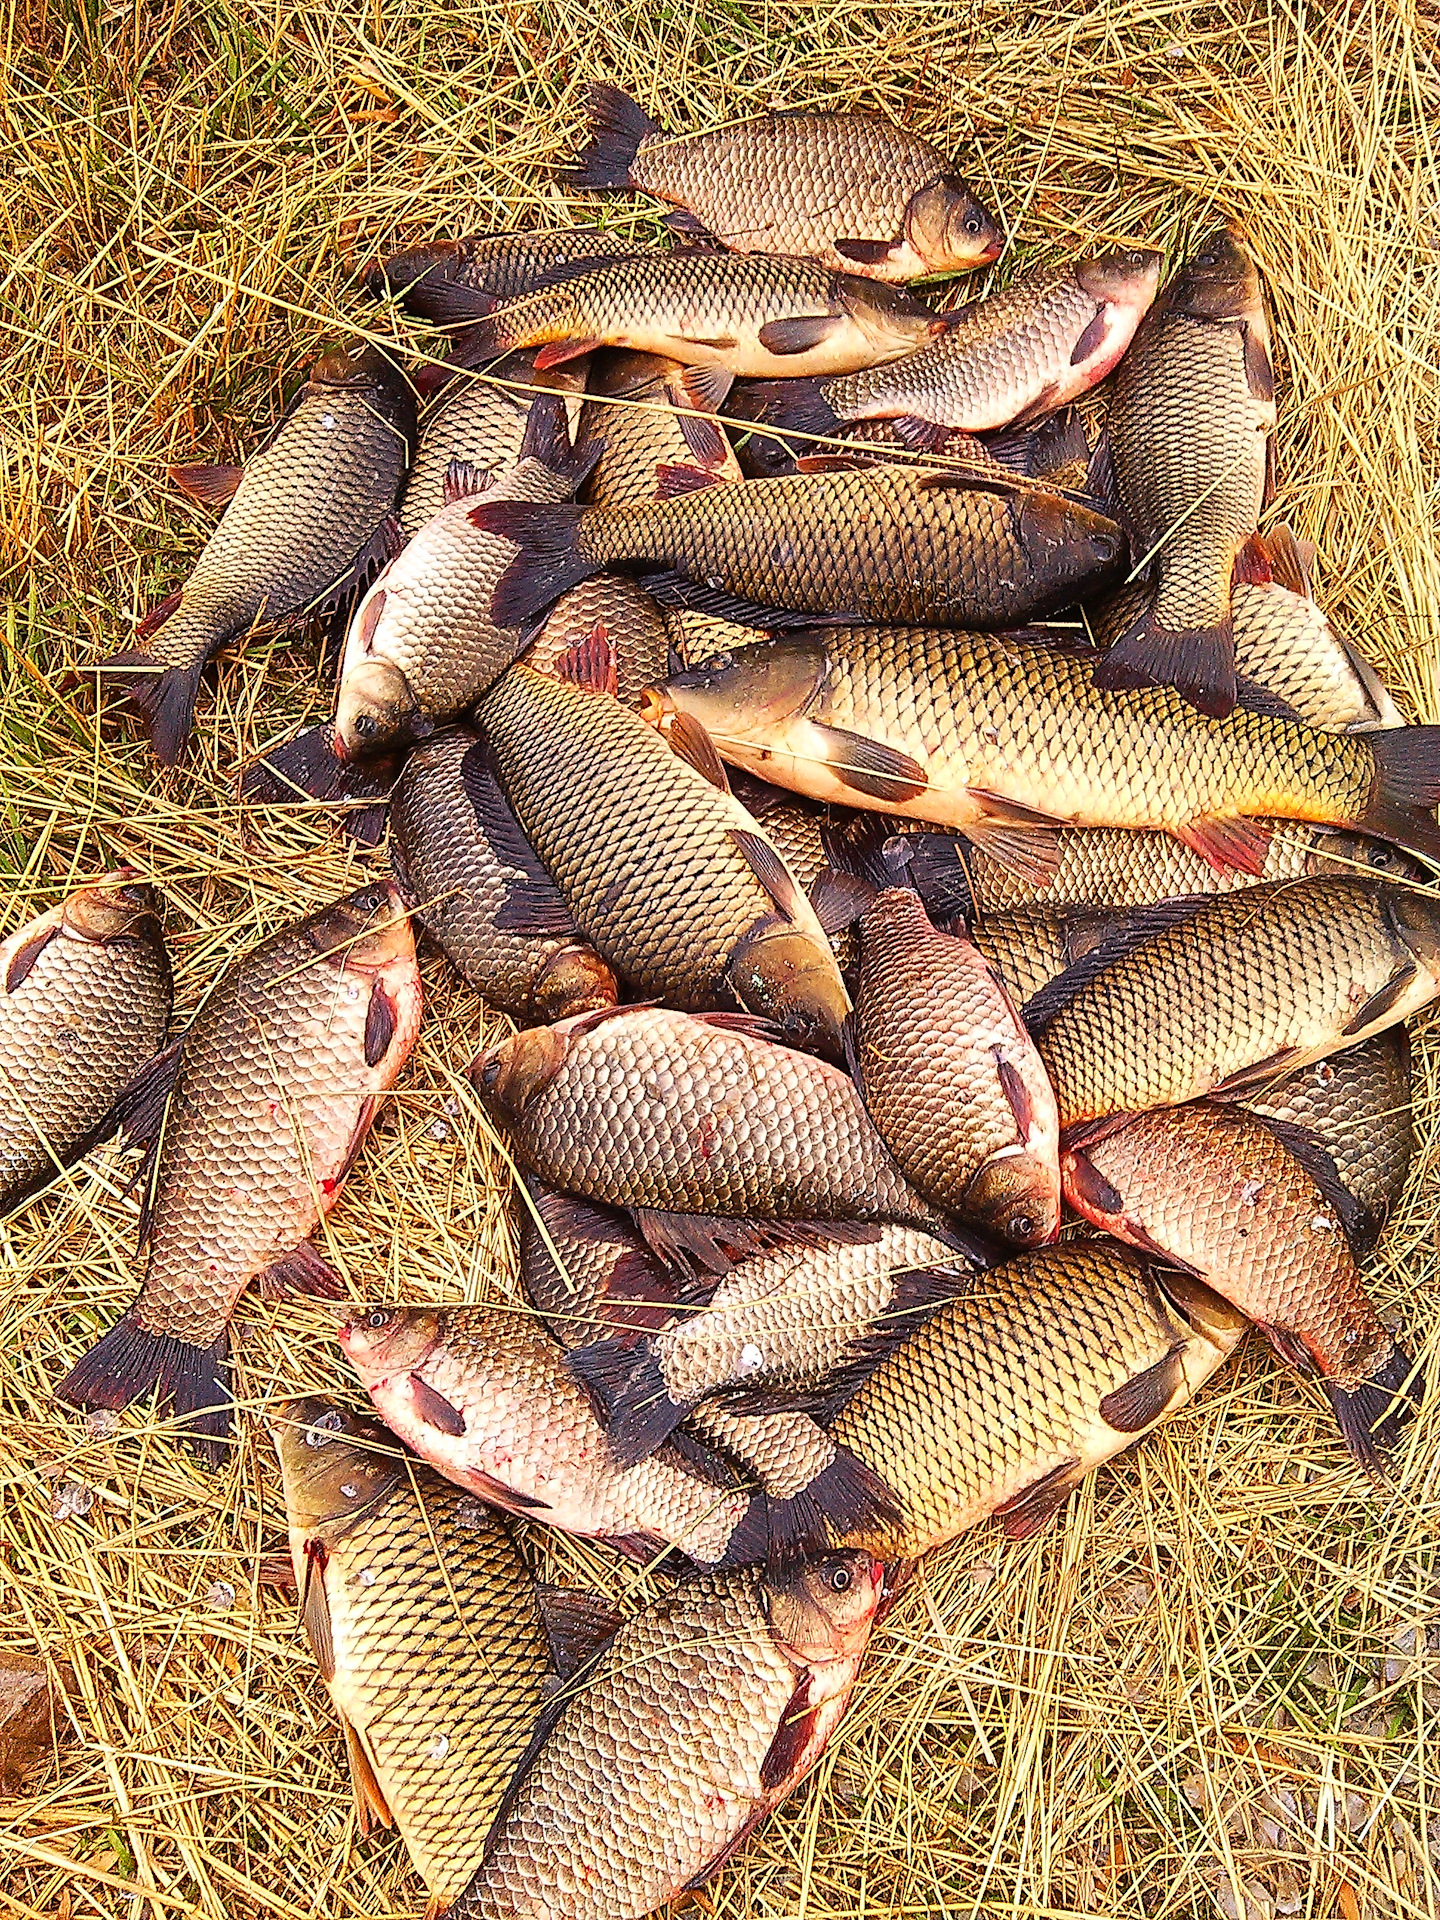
1341;961;1417;1036
728;827;803;921
993;1050;1034;1136
1098;1343;1188;1433
355;588;387;655
1069;307;1109;365
654;462;726;500
815;723;928;802
672;361;733;413
533;1585;624;1682
1255;523;1313;596
3;927;58;992
1231;530;1275;587
1094;608;1238;719
532;336;603;372
300;1539;335;1681
363;980;397;1067
55;1310;231;1465
343;1720;394;1836
760;1449;907;1579
1173;812;1272;876
566;1340;685;1465
259;1241;345;1302
675;408;726;467
135;591;183;641
562;82;663;190
169;463;244;508
962;818;1062;889
630;1207;792;1279
408;1374;467;1437
1242;320;1275;402
1061;1146;1127;1220
442;459;492;505
759;1674;818;1791
1322;1342;1421;1477
553;620;618;695
101;648;205;768
470;503;600;627
995;1459;1083;1540
808;867;873;935
667;712;731;790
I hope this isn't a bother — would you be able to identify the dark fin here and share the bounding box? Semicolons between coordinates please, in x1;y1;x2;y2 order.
663;207;722;244
676;362;734;413
734;377;839;440
532;337;604;373
442;458;491;505
566;1341;684;1465
461;737;583;938
962;818;1062;889
343;1720;394;1836
466;1467;550;1515
889;414;953;454
757;315;841;356
1238;1109;1369;1246
1173;812;1272;877
102;649;205;768
840;1008;863;1091
606;1527;671;1562
1020;895;1219;1030
994;1458;1082;1540
1099;1344;1187;1433
300;1540;335;1681
55;1311;230;1465
562;82;661;190
676;408;726;466
1094;609;1238;720
728;828;802;921
1357;802;1440;869
762;1448;906;1577
654;462;726;500
682;1807;771;1891
311;514;406;630
1006;380;1063;429
553;621;618;696
533;1585;624;1681
637;572;848;632
364;980;396;1067
832;236;901;266
993;1052;1033;1136
819;811;908;894
469;503;601;627
984;406;1092;480
1233;676;1307;725
1085;425;1122;520
898;832;974;922
911;468;1018;499
240;726;400;848
409;1374;467;1437
1341;962;1416;1036
258;1241;345;1302
1062;1146;1126;1218
3;926;58;991
1366;727;1440;812
668;712;731;791
1208;1046;1305;1100
1323;1343;1421;1475
135;590;183;641
169;463;243;507
93;1036;184;1160
815;723;928;801
808;867;873;935
1069;308;1109;364
1242;320;1275;402
759;1674;817;1791
631;1208;760;1277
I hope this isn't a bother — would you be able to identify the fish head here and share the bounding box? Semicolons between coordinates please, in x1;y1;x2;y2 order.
765;1551;885;1666
1167;225;1264;322
727;923;851;1062
1076;245;1163;314
339;1304;442;1381
308;341;396;390
306;880;416;976
531;947;621;1024
1383;884;1440;980
1149;1266;1249;1356
642;637;829;750
1306;833;1425;885
361;240;465;304
469;1024;571;1118
335;657;427;761
903;176;1003;276
64;871;163;946
268;1395;404;1530
962;1144;1061;1248
1014;492;1127;602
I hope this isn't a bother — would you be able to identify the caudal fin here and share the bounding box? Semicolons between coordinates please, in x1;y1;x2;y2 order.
240;726;401;847
1324;1340;1422;1477
1093;606;1238;719
562;84;661;190
469;501;602;625
56;1307;231;1465
1354;728;1440;867
103;648;204;766
761;1446;906;1575
731;378;840;443
566;1339;687;1466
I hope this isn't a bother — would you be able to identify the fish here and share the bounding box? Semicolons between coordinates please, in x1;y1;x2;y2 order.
725;771;864;971
474;462;1126;636
389;726;619;1024
520;574;671;711
57;883;422;1458
0;874;171;1213
1060;1104;1420;1473
576;349;745;508
966;900;1111;1007
447;1552;884;1920
478;652;851;1057
336;1302;762;1568
364;227;644;323
1245;1029;1414;1247
442;251;946;407
468;1004;956;1274
829;1244;1248;1559
105;343;416;765
641;627;1440;880
1027;876;1440;1125
565;82;1001;282
1091;527;1405;733
1094;225;1276;717
741;247;1161;453
270;1396;575;1915
664;605;766;670
832;876;1060;1243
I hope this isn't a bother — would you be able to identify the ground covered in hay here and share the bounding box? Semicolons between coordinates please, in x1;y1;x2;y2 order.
2;2;1439;1915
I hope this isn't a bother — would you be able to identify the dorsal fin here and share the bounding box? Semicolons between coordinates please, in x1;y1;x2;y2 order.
553;622;618;695
1022;894;1224;1031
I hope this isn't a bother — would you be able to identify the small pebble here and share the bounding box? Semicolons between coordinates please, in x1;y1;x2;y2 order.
205;1581;236;1612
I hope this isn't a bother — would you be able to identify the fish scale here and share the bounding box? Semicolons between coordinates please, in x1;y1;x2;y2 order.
400;370;537;538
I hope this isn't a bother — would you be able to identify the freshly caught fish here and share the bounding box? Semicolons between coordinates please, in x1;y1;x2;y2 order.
448;1553;883;1920
665;605;766;670
270;1397;562;1912
576;350;744;509
1092;527;1404;733
1028;876;1440;1124
58;883;421;1458
642;627;1440;880
389;726;618;1023
1061;1104;1419;1472
967;901;1112;1007
444;252;946;406
1246;1030;1414;1245
830;1244;1247;1559
469;1004;953;1273
1095;225;1276;717
520;574;670;711
723;771;862;970
337;1302;760;1567
479;655;851;1057
0;875;171;1212
566;83;1000;282
742;248;1161;452
400;353;575;539
475;463;1126;636
106;344;415;765
364;227;644;323
839;881;1060;1242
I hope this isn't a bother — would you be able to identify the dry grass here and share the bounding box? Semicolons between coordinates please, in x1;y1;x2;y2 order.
2;1;1439;1915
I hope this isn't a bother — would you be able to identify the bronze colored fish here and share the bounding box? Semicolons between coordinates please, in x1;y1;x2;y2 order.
400;352;575;539
566;85;1000;281
58;883;421;1458
448;1553;883;1920
576;349;744;510
0;875;171;1212
1061;1104;1419;1473
364;227;644;323
1095;225;1276;717
830;1244;1246;1559
107;344;415;765
521;573;671;711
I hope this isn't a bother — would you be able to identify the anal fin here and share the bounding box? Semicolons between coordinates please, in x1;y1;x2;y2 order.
343;1718;395;1836
993;1458;1082;1540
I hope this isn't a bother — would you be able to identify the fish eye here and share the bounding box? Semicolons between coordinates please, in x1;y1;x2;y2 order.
353;713;379;740
1008;1212;1037;1241
1196;250;1217;268
1128;250;1147;267
364;1308;393;1331
828;1563;853;1593
477;1055;502;1091
963;214;982;234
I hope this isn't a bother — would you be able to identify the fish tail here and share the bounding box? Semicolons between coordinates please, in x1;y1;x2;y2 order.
757;1447;906;1577
1357;727;1440;865
1093;605;1238;719
102;645;204;766
566;1339;686;1466
1323;1340;1422;1476
517;389;605;495
240;724;400;847
562;83;662;190
56;1306;231;1466
468;500;602;626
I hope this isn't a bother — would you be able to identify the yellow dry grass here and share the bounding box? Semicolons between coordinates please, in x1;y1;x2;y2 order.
2;1;1439;1915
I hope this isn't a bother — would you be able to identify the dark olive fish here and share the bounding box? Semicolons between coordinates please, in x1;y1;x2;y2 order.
364;226;644;323
577;349;744;510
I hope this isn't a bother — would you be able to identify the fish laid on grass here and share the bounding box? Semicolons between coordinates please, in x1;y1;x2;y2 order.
575;349;745;505
1060;1105;1420;1472
399;352;579;539
564;82;1001;281
106;344;415;765
643;627;1440;882
58;884;421;1458
365;227;644;322
0;875;171;1213
447;1553;883;1920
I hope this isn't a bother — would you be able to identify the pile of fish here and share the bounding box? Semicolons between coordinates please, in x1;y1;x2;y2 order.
13;79;1433;1920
